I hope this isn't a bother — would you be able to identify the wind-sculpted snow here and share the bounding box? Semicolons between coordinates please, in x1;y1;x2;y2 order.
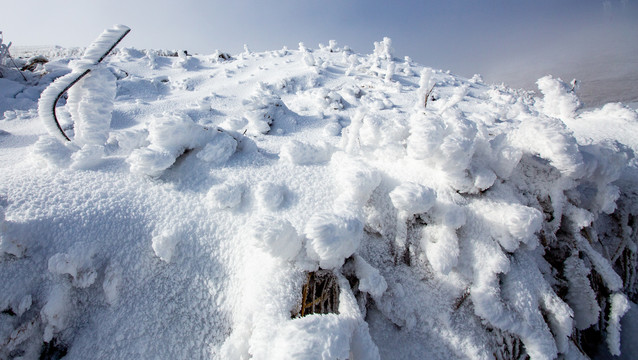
2;35;638;359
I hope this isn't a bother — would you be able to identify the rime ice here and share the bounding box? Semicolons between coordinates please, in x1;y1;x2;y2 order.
1;34;638;360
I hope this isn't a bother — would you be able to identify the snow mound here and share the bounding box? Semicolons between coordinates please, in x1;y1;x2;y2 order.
390;182;436;215
255;181;286;211
151;229;181;263
280;140;332;165
250;216;301;260
305;212;363;269
243;82;295;135
206;182;245;210
196;131;237;164
127;112;223;176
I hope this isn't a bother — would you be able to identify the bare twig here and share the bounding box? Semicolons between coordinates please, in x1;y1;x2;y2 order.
424;85;435;109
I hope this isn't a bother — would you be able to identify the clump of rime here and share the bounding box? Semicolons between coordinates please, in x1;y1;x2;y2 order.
304;212;363;269
250;216;301;260
127;112;236;177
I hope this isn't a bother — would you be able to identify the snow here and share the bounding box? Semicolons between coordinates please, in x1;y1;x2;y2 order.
2;28;638;360
389;182;436;216
280;139;332;165
250;216;301;260
536;75;581;120
254;182;286;211
607;293;630;356
563;253;601;330
151;229;181;263
305;212;363;269
206;182;245;210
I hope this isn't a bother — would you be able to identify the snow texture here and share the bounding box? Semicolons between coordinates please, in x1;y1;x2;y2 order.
280;140;332;165
206;182;245;210
255;181;286;211
305;212;363;269
3;34;638;360
250;216;301;260
606;293;631;356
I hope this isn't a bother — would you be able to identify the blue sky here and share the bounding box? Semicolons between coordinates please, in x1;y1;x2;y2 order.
3;0;637;89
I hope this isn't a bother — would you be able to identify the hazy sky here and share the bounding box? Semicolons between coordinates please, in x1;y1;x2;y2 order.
3;0;637;97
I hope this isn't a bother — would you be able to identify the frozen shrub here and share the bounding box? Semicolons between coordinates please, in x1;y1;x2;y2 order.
126;112;224;176
66;67;116;147
0;31;10;66
564;253;600;330
242;82;294;135
536;75;581;120
196;131;237;165
607;293;630;355
373;37;393;61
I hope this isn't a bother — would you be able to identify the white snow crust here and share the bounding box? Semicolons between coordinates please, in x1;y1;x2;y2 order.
2;32;638;360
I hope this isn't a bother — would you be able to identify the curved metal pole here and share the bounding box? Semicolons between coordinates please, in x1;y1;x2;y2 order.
50;27;131;142
51;70;90;141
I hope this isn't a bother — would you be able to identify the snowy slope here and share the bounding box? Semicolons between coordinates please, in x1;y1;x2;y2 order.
2;33;638;360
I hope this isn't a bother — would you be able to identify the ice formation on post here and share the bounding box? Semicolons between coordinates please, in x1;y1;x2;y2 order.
37;24;130;143
3;35;638;360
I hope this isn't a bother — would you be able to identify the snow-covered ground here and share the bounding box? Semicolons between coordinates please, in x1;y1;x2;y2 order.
2;28;638;359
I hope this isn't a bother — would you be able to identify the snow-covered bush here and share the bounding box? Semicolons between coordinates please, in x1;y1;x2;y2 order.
373;37;393;61
127;112;237;177
536;75;581;120
242;82;295;135
0;31;11;67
